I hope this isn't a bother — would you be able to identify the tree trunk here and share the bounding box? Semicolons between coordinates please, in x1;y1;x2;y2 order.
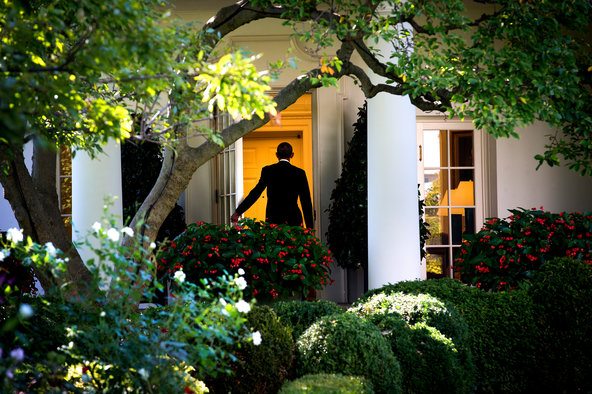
0;142;93;299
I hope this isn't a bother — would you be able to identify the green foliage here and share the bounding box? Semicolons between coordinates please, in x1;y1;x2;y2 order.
296;313;402;394
157;218;333;301
121;140;185;242
326;104;368;270
206;305;294;394
327;103;429;270
528;258;592;393
280;373;374;394
367;279;538;393
272;300;345;340
0;215;252;392
455;208;592;291
255;0;592;173
0;233;36;298
0;0;276;150
349;292;474;394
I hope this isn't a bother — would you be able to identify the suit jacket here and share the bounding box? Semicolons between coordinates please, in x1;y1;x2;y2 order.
236;161;313;228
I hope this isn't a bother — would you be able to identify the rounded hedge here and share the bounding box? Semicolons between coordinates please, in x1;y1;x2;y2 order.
280;373;374;394
366;278;538;393
272;300;345;340
296;313;402;394
206;306;294;394
349;292;474;394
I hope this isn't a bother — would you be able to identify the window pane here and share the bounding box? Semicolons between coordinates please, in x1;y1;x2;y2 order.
426;247;450;279
450;172;474;206
450;130;473;167
424;169;448;206
60;177;72;214
424;129;447;167
426;207;449;246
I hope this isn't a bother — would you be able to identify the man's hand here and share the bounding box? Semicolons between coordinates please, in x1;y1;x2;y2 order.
231;212;240;223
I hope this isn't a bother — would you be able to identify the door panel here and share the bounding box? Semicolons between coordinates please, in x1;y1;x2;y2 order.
243;131;303;221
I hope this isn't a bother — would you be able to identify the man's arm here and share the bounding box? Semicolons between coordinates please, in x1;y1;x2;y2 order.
232;167;267;221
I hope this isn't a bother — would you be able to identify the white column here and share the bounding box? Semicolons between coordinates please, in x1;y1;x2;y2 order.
367;22;421;289
72;139;123;262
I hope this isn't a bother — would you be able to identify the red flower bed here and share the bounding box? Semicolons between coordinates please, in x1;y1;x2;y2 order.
157;219;333;300
455;208;592;291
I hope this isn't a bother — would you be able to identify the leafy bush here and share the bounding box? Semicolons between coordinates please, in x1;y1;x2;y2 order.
296;313;402;394
366;278;538;393
349;292;474;394
0;232;36;298
206;305;294;394
272;300;344;340
280;373;374;394
327;103;368;270
157;218;333;301
528;258;592;393
455;208;592;291
0;216;252;392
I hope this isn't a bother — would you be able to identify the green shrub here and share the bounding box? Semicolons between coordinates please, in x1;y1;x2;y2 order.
364;279;538;393
0;217;251;393
455;208;592;291
349;292;474;394
528;258;592;393
326;104;368;270
157;219;333;301
280;373;374;394
296;313;402;394
206;305;294;394
273;300;344;340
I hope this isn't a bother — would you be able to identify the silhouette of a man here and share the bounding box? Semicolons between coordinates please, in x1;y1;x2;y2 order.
231;142;313;228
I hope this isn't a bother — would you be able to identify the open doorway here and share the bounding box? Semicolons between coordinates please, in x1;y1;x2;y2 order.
241;94;313;223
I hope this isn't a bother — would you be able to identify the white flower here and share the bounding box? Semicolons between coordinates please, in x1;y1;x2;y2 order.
235;300;251;313
44;242;57;258
0;249;9;261
19;304;34;319
234;276;247;290
100;311;106;317
6;228;23;243
106;228;120;242
121;227;134;237
252;331;262;346
238;268;245;275
91;221;101;233
149;242;156;250
219;298;227;306
138;368;149;380
173;270;186;284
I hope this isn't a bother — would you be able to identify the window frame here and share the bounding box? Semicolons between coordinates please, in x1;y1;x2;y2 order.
417;120;494;279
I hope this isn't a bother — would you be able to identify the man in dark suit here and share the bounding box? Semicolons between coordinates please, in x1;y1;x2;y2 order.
231;142;313;228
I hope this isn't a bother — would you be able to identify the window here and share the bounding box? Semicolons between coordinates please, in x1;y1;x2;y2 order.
58;146;72;237
418;124;487;278
214;112;241;225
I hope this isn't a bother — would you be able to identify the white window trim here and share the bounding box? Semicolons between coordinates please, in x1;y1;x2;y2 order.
416;119;495;278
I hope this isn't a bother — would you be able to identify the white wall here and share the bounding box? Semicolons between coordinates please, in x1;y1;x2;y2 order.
495;121;592;216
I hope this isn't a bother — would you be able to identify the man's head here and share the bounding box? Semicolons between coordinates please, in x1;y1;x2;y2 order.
276;142;294;160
